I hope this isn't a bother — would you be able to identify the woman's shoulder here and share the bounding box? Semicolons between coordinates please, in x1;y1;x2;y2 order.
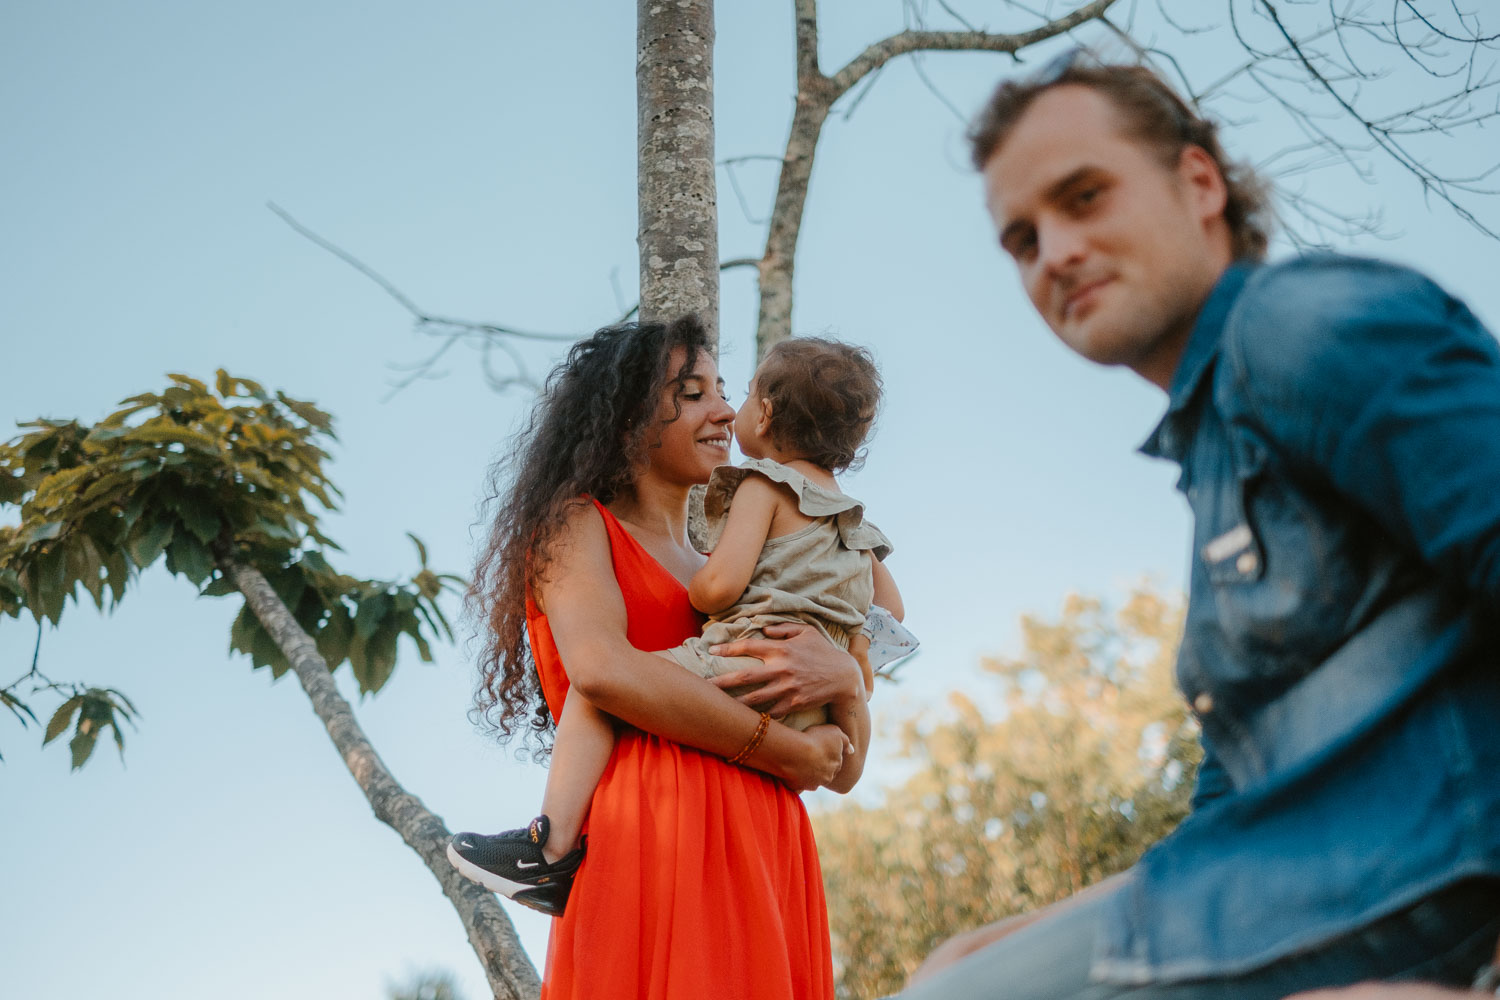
539;497;615;573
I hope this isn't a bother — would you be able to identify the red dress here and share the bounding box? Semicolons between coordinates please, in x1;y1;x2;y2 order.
529;499;835;1000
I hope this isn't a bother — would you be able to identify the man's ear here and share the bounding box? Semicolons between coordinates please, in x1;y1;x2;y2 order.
755;397;774;438
1177;144;1228;222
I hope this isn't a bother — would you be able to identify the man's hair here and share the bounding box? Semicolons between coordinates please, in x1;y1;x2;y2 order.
755;337;882;473
969;60;1272;261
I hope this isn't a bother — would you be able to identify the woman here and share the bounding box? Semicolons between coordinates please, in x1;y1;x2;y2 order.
470;316;869;1000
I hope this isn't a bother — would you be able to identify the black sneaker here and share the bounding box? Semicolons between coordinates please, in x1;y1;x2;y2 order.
446;815;585;917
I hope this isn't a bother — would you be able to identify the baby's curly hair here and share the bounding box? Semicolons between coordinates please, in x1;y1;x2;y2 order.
755;337;881;473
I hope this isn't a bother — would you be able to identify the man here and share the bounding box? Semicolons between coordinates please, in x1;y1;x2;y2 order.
900;56;1500;1000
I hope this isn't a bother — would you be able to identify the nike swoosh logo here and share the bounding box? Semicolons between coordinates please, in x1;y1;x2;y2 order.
517;859;540;869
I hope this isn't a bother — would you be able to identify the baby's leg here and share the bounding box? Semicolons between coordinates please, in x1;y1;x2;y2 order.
539;693;617;863
848;632;875;700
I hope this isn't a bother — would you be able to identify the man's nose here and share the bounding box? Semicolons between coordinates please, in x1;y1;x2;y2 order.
1038;218;1087;275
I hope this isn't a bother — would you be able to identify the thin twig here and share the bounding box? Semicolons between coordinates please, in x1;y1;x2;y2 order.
267;203;579;343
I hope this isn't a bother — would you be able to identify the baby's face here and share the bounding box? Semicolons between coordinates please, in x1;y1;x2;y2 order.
733;374;770;460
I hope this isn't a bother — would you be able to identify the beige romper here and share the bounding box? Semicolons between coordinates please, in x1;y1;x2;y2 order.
668;458;892;731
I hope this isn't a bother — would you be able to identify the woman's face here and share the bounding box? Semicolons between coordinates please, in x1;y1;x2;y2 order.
642;346;735;485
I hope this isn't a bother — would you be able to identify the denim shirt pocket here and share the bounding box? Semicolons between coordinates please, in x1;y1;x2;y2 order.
1198;430;1368;684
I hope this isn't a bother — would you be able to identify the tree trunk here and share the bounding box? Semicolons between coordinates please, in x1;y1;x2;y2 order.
220;558;541;1000
756;84;831;358
637;0;719;344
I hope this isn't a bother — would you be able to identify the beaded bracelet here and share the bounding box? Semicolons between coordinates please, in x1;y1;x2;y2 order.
728;712;771;765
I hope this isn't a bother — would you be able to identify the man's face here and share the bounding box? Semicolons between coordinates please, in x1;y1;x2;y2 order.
981;85;1231;387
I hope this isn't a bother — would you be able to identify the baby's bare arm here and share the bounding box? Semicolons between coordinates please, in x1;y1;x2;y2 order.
687;476;779;614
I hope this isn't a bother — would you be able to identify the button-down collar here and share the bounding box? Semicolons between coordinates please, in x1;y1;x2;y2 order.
1139;261;1258;462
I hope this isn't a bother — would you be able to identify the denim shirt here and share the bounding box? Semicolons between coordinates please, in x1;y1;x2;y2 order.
1093;255;1500;982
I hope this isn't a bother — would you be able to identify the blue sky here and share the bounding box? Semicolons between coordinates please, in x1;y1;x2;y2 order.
4;3;1497;998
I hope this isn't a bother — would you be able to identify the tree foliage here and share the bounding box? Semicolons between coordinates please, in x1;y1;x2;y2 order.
1;371;540;998
0;371;461;765
387;969;469;1000
813;586;1198;1000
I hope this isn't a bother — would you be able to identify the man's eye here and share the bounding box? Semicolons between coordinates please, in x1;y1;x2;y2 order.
681;391;703;401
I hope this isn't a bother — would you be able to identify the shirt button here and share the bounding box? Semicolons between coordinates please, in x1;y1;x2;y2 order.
1236;551;1258;574
1193;692;1215;714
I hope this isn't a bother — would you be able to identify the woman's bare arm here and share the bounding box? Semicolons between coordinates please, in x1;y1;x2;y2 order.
537;504;847;789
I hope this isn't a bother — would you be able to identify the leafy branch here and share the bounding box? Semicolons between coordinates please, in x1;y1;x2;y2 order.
0;371;462;765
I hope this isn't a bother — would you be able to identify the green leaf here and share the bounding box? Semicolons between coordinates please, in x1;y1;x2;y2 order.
101;547;130;605
249;516;299;544
275;392;334;434
104;687;140;718
346;629;368;688
353;591;390;640
19;521;64;547
406;532;429;568
44;696;83;744
299;550;334;579
69;728;99;770
123;422;220;454
229;604;256;656
411;630;434;663
0;472;26;505
30;546;70;625
2;689;39;727
235;376;268;401
199;575;238;597
126;517;174;569
363;623;398;694
171;493;222;545
70;535;106;609
32;466;92;507
252;626;288;678
166;373;209;395
164;534;215;586
315;604;353;669
414;599;450;643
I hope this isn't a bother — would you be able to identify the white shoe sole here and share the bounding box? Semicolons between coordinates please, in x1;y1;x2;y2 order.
446;841;539;898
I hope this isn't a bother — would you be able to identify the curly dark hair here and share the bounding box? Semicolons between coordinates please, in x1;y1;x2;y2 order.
469;315;712;755
755;337;882;473
968;60;1272;261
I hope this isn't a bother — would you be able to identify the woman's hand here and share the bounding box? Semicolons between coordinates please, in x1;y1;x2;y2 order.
707;622;864;716
754;723;851;792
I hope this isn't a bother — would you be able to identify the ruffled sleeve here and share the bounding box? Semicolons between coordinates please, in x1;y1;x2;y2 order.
701;458;893;559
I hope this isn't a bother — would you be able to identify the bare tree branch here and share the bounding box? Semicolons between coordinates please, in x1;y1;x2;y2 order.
828;0;1121;98
795;0;821;77
1398;0;1500;44
1253;0;1500;238
268;203;579;344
